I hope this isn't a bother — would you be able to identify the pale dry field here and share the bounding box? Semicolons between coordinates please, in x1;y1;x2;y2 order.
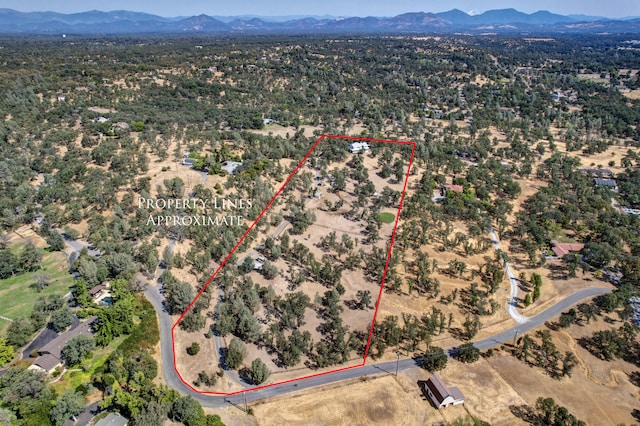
248;315;639;426
251;374;450;426
174;143;413;391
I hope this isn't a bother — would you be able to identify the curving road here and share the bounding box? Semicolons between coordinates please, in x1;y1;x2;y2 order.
472;286;611;350
45;203;613;409
145;281;611;408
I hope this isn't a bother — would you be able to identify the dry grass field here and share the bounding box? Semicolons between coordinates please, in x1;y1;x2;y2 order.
245;314;639;426
172;138;413;391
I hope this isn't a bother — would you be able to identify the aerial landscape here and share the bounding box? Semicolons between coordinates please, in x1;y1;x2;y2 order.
0;1;639;425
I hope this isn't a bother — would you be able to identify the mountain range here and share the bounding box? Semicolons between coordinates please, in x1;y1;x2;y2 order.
1;8;639;35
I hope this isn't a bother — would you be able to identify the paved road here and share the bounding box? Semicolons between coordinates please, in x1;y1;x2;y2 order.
36;199;614;410
488;225;529;324
145;279;611;408
473;287;611;350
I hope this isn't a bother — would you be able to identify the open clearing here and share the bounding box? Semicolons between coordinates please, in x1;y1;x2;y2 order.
173;136;415;393
250;319;639;426
0;228;74;334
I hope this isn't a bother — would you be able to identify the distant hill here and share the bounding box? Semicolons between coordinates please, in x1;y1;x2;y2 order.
0;8;639;34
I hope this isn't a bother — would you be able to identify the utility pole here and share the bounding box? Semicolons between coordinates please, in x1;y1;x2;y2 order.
395;352;400;376
243;391;247;413
513;328;519;345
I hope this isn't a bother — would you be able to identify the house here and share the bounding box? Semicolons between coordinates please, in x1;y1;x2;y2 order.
348;142;370;154
629;296;640;326
263;118;280;125
113;122;130;131
221;161;243;174
441;184;464;196
94;412;129;426
422;374;465;409
620;206;640;217
551;240;584;257
89;284;107;299
29;318;95;375
594;178;617;191
57;95;66;102
182;158;197;167
579;168;613;178
30;353;62;375
94;116;110;123
89;283;112;304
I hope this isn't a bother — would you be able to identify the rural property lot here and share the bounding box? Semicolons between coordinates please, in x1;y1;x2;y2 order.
172;135;416;394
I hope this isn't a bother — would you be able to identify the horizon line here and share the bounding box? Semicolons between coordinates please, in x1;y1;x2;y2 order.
0;7;631;21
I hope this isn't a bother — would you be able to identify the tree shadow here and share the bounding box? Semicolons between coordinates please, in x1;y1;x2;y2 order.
449;327;467;341
417;380;439;408
547;262;568;280
509;404;538;424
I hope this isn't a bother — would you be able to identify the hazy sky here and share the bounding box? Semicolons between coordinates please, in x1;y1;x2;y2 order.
5;0;639;18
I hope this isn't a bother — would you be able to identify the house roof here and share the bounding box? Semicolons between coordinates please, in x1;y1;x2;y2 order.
443;184;464;193
348;142;369;151
620;206;640;216
33;353;62;373
594;178;617;187
425;374;449;403
39;318;95;359
449;386;465;402
551;241;585;257
425;374;464;404
579;168;613;177
221;161;243;174
89;284;107;296
94;413;129;426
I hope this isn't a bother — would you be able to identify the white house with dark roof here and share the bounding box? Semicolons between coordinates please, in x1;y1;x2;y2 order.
422;374;465;409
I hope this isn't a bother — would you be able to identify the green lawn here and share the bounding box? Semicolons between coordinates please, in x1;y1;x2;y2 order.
0;248;73;334
378;212;395;224
51;334;128;394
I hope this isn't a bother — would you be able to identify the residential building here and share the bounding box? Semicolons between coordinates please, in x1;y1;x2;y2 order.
348;142;370;153
620;206;640;217
89;283;112;305
221;161;243;174
182;158;197;167
441;184;464;196
94;412;129;426
579;168;613;178
594;178;617;191
29;318;95;375
550;241;585;257
422;374;465;409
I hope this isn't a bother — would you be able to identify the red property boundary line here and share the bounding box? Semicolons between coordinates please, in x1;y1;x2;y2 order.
171;134;417;395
